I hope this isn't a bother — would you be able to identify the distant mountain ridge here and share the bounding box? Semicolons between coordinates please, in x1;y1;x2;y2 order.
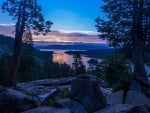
0;35;52;60
35;43;112;50
0;35;14;55
66;49;113;58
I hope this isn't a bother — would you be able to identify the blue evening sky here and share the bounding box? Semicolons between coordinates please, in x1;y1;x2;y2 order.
0;0;104;31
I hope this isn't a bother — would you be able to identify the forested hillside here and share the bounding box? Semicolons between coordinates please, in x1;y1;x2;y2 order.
0;35;73;84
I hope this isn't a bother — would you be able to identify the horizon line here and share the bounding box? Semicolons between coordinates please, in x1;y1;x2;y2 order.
0;23;98;34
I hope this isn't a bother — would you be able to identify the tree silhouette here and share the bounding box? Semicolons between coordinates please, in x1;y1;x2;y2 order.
2;0;52;86
72;52;86;76
96;0;150;87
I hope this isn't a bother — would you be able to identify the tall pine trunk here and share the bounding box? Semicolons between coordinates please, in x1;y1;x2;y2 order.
8;35;23;86
132;42;148;81
7;2;26;86
132;0;149;87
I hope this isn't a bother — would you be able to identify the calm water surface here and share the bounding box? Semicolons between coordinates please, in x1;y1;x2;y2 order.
40;49;92;67
40;49;150;74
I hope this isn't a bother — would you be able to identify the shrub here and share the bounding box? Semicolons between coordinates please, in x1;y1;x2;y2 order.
100;53;132;91
0;54;12;85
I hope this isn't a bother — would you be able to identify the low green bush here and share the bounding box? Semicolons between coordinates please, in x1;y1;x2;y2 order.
100;53;132;91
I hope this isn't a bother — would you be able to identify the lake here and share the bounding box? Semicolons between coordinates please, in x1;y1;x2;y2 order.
40;49;150;75
40;49;93;68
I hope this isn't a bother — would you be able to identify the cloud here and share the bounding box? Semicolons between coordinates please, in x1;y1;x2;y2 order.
0;24;15;26
0;24;15;37
0;24;105;44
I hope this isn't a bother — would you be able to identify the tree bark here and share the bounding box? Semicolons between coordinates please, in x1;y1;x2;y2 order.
132;43;148;82
7;1;26;86
132;0;149;87
7;36;22;86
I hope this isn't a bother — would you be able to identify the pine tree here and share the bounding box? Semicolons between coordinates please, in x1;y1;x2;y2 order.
2;0;52;86
96;0;150;87
72;52;86;76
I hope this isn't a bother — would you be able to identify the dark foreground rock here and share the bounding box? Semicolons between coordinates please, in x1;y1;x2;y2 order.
0;88;39;113
127;104;150;113
71;74;107;113
95;104;150;113
106;90;124;105
55;98;88;113
22;107;71;113
17;78;73;104
94;104;133;113
17;76;107;108
125;90;150;105
18;77;73;89
94;104;150;113
1;76;149;113
20;85;58;103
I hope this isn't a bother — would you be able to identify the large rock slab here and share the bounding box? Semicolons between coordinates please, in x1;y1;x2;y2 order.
18;77;73;89
125;90;150;105
71;74;107;113
106;90;124;105
22;85;58;103
17;78;73;104
0;88;39;113
22;107;71;113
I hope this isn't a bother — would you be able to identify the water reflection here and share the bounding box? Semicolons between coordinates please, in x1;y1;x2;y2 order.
40;49;150;75
52;51;150;75
52;50;90;67
53;51;72;64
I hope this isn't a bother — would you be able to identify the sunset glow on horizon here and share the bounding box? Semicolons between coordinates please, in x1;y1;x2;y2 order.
32;30;105;44
0;24;106;44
